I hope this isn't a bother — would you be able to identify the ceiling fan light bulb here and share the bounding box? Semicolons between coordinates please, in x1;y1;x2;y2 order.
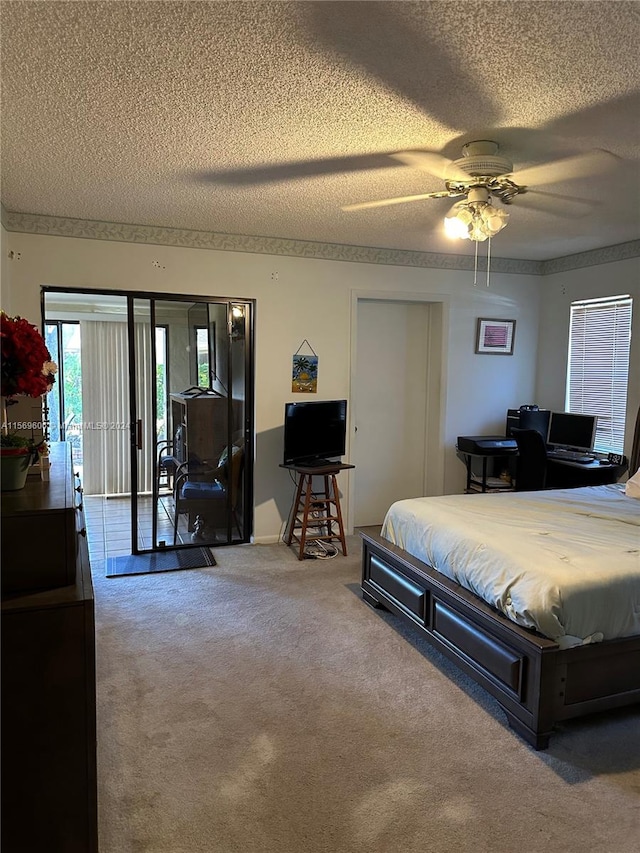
444;214;470;239
485;209;509;235
471;226;489;242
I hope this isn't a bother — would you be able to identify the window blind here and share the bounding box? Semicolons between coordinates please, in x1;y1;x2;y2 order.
566;295;632;454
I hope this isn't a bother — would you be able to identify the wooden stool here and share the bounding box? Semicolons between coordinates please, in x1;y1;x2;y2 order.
281;463;354;561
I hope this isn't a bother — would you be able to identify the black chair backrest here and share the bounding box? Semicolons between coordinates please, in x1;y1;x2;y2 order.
512;428;548;491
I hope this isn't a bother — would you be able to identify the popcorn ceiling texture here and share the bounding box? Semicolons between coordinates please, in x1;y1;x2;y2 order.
1;1;639;262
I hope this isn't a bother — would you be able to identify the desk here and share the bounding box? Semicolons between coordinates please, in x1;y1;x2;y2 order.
457;435;627;492
281;462;354;560
459;451;516;493
546;458;627;488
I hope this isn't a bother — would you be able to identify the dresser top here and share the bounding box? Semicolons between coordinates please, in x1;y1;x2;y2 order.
1;442;75;516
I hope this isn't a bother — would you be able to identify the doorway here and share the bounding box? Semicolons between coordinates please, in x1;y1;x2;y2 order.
351;295;445;528
43;288;254;556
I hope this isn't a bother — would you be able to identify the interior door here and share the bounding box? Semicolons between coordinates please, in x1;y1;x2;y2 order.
353;300;430;526
131;296;253;552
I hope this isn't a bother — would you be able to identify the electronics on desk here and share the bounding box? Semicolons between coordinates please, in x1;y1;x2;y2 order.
546;411;598;456
504;407;603;464
607;452;626;466
506;406;551;439
457;435;517;454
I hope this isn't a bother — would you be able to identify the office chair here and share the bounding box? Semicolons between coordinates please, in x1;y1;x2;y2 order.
172;441;244;544
511;428;548;491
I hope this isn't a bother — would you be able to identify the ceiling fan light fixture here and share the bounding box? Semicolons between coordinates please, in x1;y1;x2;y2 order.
444;199;509;242
444;202;472;239
480;204;509;236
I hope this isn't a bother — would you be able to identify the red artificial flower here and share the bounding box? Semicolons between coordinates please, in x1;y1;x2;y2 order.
1;312;57;399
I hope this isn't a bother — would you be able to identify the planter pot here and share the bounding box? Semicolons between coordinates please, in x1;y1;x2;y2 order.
1;449;32;491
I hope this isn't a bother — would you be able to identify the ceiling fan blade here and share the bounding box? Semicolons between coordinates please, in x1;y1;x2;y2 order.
198;153;406;185
514;189;600;218
342;191;453;212
508;149;619;187
390;150;469;182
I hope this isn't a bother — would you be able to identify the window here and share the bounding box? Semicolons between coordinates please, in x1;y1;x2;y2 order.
44;321;83;465
566;295;632;454
155;325;168;442
196;327;210;387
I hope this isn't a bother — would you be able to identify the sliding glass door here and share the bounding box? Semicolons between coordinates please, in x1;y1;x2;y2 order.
43;288;254;554
130;296;253;552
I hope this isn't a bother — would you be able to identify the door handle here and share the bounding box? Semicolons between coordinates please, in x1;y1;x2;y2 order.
136;419;143;450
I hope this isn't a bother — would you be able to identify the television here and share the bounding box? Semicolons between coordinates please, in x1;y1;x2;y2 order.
283;399;347;466
547;411;598;453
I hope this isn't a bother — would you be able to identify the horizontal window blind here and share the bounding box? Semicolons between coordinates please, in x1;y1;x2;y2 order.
566;295;632;454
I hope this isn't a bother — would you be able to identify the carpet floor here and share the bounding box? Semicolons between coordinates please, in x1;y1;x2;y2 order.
93;536;640;853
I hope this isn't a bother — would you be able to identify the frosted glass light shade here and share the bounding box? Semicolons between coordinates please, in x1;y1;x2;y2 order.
443;199;509;242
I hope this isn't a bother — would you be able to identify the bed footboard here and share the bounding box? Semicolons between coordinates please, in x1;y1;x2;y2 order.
360;528;640;749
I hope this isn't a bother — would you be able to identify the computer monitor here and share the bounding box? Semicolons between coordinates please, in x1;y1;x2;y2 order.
506;408;550;438
547;412;598;453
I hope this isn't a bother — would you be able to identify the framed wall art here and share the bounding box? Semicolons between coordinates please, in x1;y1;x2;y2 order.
475;318;516;355
292;339;318;393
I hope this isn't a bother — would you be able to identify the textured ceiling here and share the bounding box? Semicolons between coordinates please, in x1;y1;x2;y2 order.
1;1;639;261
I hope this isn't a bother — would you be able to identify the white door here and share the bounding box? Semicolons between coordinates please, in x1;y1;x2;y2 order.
353;300;430;527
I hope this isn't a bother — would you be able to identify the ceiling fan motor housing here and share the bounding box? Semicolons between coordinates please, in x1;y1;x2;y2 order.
450;140;513;178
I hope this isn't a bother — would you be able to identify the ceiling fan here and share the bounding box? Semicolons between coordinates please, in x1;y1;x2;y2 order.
342;141;618;242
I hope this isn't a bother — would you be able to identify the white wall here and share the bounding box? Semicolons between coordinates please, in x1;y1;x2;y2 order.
1;224;12;312
536;257;640;460
1;229;542;540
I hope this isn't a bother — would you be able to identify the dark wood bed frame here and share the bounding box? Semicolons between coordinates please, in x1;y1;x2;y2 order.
360;527;640;749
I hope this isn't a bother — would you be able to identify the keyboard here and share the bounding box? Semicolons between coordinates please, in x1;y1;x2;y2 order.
547;449;594;463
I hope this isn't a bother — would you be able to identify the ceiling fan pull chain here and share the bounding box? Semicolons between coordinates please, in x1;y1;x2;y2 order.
473;240;479;286
486;237;491;288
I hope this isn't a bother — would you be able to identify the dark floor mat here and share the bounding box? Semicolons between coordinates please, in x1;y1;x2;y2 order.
106;547;216;577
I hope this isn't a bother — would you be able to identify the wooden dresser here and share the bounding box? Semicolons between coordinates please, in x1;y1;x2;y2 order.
1;442;98;853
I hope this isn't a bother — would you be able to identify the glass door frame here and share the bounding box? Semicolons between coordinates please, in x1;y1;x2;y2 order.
41;286;255;554
129;293;255;553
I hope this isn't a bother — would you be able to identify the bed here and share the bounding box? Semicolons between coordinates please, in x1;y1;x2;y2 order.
360;483;640;749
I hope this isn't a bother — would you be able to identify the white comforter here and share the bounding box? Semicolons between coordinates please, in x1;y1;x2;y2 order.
381;485;640;648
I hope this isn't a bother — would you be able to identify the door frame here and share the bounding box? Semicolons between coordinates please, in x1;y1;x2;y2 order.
348;289;450;533
41;285;255;551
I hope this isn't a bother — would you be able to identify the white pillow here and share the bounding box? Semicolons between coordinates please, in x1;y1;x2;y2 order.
625;467;640;498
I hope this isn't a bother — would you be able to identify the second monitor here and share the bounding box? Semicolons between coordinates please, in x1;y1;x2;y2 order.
547;411;598;453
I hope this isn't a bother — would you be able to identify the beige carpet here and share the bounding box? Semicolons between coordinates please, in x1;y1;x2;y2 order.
94;536;640;853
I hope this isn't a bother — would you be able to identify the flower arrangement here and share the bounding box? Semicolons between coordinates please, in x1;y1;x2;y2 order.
0;431;35;453
1;311;57;399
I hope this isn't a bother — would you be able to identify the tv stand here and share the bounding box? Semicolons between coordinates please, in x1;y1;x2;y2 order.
280;462;354;560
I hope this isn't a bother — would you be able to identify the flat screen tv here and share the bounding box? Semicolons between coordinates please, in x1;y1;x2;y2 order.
283;399;347;466
547;411;598;453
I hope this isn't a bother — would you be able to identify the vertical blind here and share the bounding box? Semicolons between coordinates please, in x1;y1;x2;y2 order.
566;295;632;454
81;321;154;495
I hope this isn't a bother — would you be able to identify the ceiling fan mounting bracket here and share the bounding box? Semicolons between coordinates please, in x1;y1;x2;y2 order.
444;175;526;205
461;140;500;157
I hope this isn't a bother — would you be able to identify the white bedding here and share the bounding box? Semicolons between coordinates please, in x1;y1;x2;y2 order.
381;484;640;648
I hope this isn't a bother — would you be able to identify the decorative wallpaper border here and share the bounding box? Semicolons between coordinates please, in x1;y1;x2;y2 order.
3;208;638;275
541;240;640;275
